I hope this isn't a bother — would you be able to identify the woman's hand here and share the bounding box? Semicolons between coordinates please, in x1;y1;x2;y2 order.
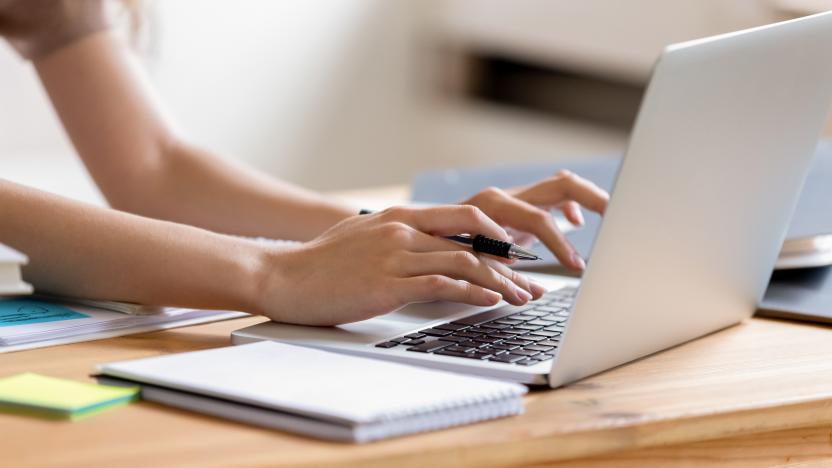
461;170;609;271
255;205;547;326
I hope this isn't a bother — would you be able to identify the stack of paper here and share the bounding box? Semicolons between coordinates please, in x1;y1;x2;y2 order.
0;244;32;296
96;341;528;443
0;299;247;353
0;373;138;420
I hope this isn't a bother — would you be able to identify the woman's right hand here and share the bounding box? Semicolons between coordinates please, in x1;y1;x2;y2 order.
255;205;547;326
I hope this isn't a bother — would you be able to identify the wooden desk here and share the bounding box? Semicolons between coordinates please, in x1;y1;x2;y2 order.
5;186;832;467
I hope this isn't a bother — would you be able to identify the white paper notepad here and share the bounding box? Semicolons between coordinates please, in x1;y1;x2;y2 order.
97;341;527;443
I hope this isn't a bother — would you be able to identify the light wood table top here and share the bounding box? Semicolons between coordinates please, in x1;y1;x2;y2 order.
5;315;832;467
5;185;832;467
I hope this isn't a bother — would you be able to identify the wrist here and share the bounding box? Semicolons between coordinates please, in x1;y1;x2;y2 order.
246;243;296;319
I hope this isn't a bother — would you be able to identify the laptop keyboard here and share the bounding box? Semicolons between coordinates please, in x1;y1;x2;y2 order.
374;286;576;367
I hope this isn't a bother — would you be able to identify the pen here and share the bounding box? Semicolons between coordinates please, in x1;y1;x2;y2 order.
359;209;540;261
445;234;541;261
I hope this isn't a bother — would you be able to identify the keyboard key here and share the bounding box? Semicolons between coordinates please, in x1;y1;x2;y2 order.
405;333;425;339
407;339;453;353
535;353;555;361
515;359;539;366
402;339;425;345
491;343;520;351
522;334;547;342
468;326;493;334
468;351;494;360
444;345;477;353
451;306;516;326
511;314;537;321
525;345;555;352
513;349;540;357
420;328;454;337
544;326;566;332
481;323;510;330
473;336;502;344
375;341;399;348
434;323;469;332
454;331;484;339
435;349;476;358
527;319;555;326
504;339;532;346
530;330;558;338
516;324;543;331
494;319;523;326
534;306;564;313
503;329;529;335
487;332;515;340
457;340;482;349
537;340;560;347
489;353;526;363
437;335;467;343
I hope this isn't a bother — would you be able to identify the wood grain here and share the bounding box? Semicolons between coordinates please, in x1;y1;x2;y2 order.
4;316;832;467
534;425;832;467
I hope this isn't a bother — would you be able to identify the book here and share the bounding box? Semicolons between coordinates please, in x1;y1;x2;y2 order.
0;244;32;296
0;298;247;353
0;373;138;420
95;341;527;443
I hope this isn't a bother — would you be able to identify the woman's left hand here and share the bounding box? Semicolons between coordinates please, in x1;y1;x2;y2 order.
461;170;609;271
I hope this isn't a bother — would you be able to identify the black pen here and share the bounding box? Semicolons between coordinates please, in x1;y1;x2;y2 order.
445;234;540;261
359;209;540;261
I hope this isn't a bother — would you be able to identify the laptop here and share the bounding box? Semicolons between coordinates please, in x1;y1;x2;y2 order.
233;12;832;387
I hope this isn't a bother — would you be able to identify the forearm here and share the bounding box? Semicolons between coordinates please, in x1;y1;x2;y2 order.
34;32;352;241
0;179;274;312
114;141;355;240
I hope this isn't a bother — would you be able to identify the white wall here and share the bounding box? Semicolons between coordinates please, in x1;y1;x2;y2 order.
146;0;426;191
0;0;427;196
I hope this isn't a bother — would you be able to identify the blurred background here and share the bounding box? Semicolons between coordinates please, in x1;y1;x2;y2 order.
1;0;832;204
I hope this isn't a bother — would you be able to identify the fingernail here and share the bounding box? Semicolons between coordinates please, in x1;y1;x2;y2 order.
572;253;586;270
530;280;548;295
517;287;532;302
485;290;502;304
575;210;585;226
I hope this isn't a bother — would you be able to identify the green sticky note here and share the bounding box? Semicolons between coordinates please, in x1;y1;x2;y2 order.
0;373;139;420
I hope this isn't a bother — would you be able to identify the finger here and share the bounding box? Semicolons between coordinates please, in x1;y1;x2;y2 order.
486;191;585;270
515;170;609;214
559;201;585;226
482;257;546;300
397;251;532;305
381;205;509;241
396;275;502;306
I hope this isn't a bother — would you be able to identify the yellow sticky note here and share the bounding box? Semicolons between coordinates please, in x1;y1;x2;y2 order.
0;373;138;420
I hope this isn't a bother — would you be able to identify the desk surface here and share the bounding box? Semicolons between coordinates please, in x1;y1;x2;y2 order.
5;185;832;467
5;316;832;467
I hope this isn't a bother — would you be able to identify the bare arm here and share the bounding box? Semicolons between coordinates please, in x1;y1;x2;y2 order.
34;32;353;241
0;179;548;325
0;179;270;310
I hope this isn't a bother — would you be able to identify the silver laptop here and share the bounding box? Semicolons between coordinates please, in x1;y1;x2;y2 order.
233;12;832;388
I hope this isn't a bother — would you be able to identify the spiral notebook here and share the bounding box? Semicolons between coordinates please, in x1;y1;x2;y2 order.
95;341;527;443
